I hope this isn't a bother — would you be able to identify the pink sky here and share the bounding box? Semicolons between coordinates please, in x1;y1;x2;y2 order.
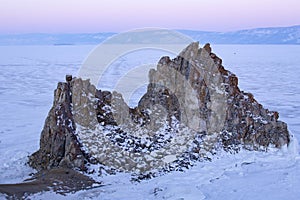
0;0;299;33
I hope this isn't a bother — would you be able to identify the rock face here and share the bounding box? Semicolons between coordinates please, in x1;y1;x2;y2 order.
29;80;86;170
29;42;290;174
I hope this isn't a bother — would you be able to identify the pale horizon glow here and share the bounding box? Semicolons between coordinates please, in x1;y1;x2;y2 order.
0;0;299;34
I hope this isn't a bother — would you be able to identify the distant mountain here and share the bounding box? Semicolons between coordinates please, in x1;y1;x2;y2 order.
179;25;300;44
0;33;115;45
0;25;299;45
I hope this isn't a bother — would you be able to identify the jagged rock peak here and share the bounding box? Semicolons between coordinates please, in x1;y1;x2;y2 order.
29;42;290;175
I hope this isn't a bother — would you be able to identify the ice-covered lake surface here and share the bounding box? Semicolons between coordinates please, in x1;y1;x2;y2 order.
0;44;300;199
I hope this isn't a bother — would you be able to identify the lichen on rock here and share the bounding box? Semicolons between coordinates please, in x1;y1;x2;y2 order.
29;42;290;175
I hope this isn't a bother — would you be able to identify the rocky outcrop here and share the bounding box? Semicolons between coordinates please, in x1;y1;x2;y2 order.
29;80;86;170
29;42;290;174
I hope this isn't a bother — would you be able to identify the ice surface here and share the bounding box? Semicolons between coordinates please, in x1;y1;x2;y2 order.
0;45;300;199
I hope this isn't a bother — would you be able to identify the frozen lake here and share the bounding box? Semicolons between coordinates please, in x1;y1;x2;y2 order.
0;44;299;199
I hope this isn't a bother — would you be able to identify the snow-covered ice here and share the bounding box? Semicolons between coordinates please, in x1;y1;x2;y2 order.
0;45;300;199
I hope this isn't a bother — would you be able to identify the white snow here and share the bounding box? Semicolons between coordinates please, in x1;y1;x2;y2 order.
0;45;300;199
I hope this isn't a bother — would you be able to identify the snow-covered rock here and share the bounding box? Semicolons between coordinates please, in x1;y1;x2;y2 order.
29;42;290;176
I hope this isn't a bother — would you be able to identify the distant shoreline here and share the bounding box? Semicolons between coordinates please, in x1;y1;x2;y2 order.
0;25;299;45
